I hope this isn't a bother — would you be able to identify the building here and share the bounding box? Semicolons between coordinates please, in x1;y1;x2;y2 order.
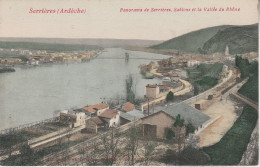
146;84;172;99
162;103;211;134
85;117;106;134
98;109;120;127
120;109;144;125
187;60;200;67
83;103;109;117
141;111;185;139
59;110;86;128
141;102;211;139
225;45;230;56
122;102;135;112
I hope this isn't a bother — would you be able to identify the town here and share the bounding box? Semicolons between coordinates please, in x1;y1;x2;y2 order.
0;41;258;166
0;47;102;68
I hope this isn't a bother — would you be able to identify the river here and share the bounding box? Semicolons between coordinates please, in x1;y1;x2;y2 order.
0;48;170;130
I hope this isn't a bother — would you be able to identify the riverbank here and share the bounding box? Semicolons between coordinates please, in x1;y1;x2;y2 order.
0;67;15;73
0;50;103;68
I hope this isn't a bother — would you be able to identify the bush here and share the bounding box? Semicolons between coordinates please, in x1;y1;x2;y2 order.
187;63;223;94
179;146;211;165
166;91;174;102
235;56;258;102
160;149;178;164
186;123;195;136
166;129;175;140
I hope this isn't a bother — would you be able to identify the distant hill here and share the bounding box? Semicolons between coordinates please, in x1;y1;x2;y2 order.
150;25;233;53
202;24;258;54
0;38;163;48
0;41;102;52
151;24;258;54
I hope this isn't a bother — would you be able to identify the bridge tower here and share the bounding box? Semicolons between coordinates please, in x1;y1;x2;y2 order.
125;52;129;62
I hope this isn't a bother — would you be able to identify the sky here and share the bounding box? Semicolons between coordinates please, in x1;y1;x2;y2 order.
0;0;258;40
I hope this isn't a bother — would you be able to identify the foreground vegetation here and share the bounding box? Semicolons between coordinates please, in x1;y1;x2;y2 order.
187;62;223;94
0;67;15;73
0;41;102;52
203;105;258;165
235;56;258;102
1;139;84;166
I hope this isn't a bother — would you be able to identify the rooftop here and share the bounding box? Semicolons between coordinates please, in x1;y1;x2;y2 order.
122;102;135;112
120;109;144;121
99;109;119;119
92;117;106;125
162;102;210;128
83;103;109;113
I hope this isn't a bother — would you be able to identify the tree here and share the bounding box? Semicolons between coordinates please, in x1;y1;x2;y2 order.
101;128;120;165
78;142;102;166
124;123;141;165
185;123;195;136
166;91;174;102
20;144;34;164
78;148;86;166
178;146;210;165
126;75;135;103
173;114;185;154
166;129;175;140
160;149;178;165
185;134;200;149
142;141;157;166
193;85;199;95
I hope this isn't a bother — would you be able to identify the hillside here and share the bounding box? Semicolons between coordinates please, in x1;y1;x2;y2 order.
150;25;233;53
202;24;258;54
0;41;102;52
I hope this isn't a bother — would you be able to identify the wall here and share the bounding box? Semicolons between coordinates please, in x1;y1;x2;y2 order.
97;107;109;116
85;119;97;134
146;86;159;99
108;114;120;127
73;119;86;128
28;128;69;145
142;112;175;139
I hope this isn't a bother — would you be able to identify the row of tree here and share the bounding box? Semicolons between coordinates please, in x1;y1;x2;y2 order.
73;123;157;166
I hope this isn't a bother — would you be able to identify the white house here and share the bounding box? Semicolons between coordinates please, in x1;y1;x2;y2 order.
98;109;120;127
59;110;86;128
187;60;200;67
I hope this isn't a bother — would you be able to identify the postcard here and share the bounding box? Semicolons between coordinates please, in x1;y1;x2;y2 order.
0;0;258;166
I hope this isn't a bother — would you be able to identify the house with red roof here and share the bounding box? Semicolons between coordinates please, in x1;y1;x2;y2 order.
98;109;120;127
83;102;109;117
122;102;135;112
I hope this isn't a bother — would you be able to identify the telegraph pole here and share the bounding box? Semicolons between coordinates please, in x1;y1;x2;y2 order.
147;98;150;116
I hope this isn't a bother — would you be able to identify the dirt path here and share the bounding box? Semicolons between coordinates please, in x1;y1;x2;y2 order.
198;99;238;147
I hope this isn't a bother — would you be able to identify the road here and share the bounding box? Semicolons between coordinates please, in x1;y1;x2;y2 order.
198;78;248;147
30;125;86;148
231;93;258;111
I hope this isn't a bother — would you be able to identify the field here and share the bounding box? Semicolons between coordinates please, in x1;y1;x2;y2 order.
203;105;258;165
187;62;223;93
